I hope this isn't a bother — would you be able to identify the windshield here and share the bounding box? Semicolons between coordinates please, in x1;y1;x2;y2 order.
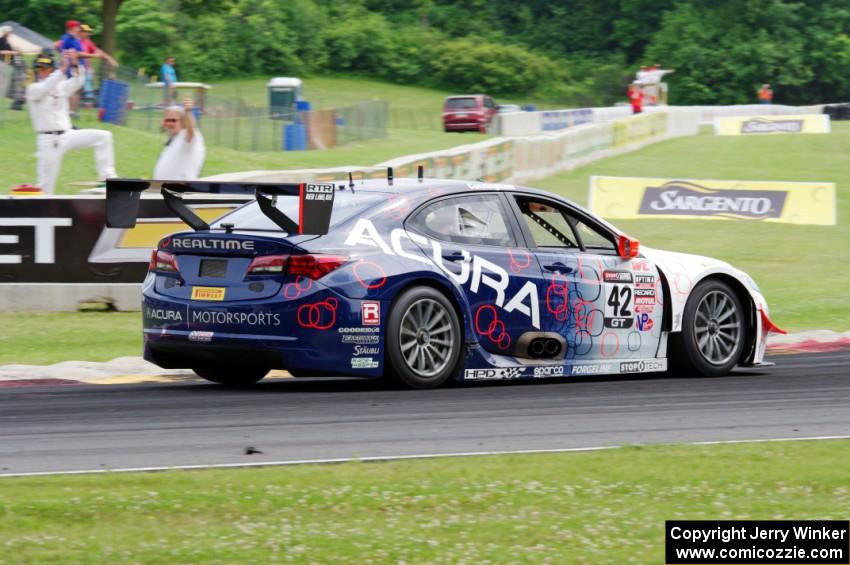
445;98;477;109
212;191;384;232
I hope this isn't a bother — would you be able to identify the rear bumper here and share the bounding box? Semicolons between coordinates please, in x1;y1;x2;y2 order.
141;289;386;377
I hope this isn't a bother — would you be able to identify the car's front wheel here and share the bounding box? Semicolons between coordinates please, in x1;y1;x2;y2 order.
386;287;462;389
675;279;747;377
193;365;268;386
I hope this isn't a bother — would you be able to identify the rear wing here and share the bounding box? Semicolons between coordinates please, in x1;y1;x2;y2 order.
105;179;335;235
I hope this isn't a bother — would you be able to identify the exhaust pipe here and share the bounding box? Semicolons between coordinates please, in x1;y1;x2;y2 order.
544;339;561;357
530;339;546;357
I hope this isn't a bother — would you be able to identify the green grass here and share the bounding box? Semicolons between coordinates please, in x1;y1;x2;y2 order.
0;312;141;365
0;108;483;195
0;440;847;563
534;124;850;331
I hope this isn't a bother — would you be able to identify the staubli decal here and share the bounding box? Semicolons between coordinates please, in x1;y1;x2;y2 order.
638;182;786;220
344;219;540;328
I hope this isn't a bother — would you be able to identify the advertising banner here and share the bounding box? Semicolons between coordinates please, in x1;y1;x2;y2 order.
589;176;836;225
713;114;830;135
0;196;244;283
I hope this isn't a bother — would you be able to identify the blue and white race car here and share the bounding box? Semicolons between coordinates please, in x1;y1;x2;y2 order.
106;174;784;388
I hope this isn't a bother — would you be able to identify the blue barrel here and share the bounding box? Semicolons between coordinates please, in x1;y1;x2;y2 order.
97;80;129;125
284;123;307;151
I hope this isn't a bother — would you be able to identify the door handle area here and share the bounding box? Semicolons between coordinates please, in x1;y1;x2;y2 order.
442;252;470;263
543;262;574;274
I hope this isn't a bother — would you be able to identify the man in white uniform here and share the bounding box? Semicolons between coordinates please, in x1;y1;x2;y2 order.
25;50;116;194
153;98;205;180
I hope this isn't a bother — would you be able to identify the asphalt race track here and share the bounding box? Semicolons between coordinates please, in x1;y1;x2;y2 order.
1;352;848;475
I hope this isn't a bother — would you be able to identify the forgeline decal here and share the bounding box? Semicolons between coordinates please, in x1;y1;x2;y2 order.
571;363;614;376
191;310;281;326
345;218;540;328
172;238;255;251
351;357;379;369
145;307;184;322
191;286;226;301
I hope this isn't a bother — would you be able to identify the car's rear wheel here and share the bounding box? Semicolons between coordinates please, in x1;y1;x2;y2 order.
675;279;747;377
193;365;268;386
386;287;461;389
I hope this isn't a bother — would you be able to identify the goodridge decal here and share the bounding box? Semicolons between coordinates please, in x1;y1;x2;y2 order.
589;176;835;225
713;114;830;136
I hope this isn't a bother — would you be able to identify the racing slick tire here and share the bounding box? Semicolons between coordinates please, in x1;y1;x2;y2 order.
386;286;462;389
193;366;269;386
673;279;747;378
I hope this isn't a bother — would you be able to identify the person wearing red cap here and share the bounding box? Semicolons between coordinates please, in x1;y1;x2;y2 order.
56;20;99;115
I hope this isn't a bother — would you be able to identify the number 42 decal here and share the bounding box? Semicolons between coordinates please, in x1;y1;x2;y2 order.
604;285;634;328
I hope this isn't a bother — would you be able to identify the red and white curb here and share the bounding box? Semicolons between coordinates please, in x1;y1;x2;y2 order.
765;330;850;355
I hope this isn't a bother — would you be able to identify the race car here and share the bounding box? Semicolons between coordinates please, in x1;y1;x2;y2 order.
106;174;784;388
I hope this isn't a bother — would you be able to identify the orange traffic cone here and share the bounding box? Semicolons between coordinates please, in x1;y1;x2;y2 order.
10;184;44;196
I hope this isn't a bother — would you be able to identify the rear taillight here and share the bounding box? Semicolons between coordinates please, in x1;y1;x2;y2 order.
246;254;288;274
288;254;349;280
245;254;348;279
149;249;179;273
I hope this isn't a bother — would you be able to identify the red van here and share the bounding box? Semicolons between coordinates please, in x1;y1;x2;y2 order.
442;95;497;133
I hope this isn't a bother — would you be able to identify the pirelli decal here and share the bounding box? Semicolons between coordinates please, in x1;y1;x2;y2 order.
191;286;226;301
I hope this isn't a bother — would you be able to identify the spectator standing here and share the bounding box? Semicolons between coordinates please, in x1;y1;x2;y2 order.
153;98;205;180
57;20;99;116
758;83;773;105
79;24;117;104
0;25;25;110
26;50;117;194
628;83;644;114
160;56;177;105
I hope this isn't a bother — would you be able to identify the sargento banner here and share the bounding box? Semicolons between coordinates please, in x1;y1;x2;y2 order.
0;196;245;283
714;114;830;135
588;176;836;225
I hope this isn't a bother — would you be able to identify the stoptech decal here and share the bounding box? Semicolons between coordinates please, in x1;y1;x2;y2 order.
345;219;540;328
172;238;255;251
619;359;666;373
638;182;786;220
603;270;632;283
740;118;803;134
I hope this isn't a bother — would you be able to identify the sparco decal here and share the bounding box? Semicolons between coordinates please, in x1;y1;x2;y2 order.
638;182;787;220
740;119;803;134
571;363;613;376
533;366;564;378
172;238;255;251
345;219;540;328
191;310;281;325
464;367;526;380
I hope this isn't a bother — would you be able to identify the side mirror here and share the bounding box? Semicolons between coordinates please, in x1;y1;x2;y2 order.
618;234;640;259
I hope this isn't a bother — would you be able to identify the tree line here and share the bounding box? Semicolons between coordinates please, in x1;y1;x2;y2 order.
2;0;849;106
